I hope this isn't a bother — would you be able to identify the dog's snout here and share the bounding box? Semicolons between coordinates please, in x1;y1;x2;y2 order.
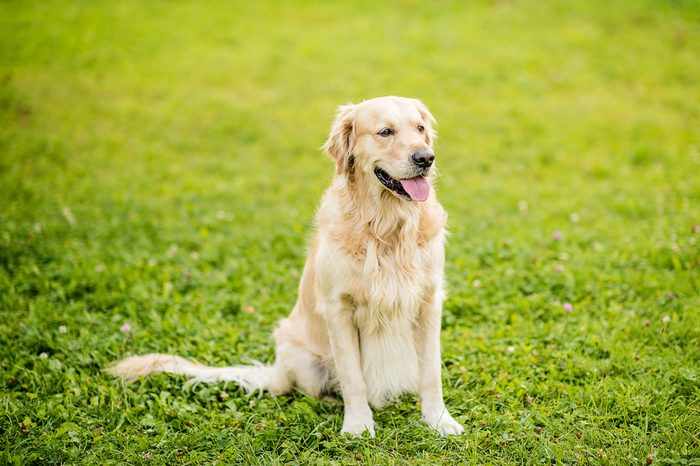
411;150;435;168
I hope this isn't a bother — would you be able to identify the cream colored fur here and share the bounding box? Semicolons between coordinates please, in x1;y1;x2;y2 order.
107;96;464;437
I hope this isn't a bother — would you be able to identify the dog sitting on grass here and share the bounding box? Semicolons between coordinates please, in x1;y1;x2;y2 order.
107;96;464;437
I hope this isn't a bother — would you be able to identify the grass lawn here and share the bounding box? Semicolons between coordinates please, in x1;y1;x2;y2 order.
1;0;699;463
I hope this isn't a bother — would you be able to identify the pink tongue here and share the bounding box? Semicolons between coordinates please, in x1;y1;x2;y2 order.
399;177;430;202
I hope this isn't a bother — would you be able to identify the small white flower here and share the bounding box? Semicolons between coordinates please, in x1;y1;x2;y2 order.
662;315;671;324
58;325;68;334
39;352;48;360
518;201;529;214
61;206;76;226
472;279;482;288
507;346;515;353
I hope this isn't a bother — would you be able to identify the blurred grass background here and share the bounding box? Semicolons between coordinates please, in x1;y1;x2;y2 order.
1;0;699;464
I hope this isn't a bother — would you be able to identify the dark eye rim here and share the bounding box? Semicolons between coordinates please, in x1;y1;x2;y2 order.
417;124;425;133
378;128;394;137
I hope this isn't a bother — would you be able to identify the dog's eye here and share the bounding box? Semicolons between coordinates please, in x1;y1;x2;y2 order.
417;125;425;133
378;128;394;137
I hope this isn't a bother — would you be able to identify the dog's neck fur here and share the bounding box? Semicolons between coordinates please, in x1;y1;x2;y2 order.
325;169;445;260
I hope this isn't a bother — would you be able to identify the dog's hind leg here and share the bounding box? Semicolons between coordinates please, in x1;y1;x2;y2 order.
273;317;330;397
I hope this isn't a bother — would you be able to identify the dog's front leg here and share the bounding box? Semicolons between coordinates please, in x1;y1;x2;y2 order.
324;300;375;436
416;291;465;436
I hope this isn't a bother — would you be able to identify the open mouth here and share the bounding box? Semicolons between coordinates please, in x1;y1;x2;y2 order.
374;167;430;202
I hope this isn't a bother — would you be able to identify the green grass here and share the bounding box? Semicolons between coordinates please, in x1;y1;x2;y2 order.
1;0;699;463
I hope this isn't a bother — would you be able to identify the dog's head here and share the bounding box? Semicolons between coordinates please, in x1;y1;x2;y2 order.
323;96;437;202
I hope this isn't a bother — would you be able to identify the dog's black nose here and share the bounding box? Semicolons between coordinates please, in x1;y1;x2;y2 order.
411;150;435;168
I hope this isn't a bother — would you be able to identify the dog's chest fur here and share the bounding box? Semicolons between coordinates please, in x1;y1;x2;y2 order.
354;237;429;330
328;199;445;328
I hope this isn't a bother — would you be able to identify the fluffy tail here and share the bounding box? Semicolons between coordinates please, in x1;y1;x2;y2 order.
105;353;287;393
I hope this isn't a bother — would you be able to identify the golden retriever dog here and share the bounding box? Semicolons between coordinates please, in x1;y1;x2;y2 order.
107;96;465;437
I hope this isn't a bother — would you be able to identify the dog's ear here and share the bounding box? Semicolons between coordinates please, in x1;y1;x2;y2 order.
323;104;356;175
413;99;437;147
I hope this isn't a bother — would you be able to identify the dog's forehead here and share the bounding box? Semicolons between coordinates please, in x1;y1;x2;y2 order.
355;98;421;129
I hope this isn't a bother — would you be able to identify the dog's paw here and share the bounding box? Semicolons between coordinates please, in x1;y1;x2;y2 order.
341;415;376;437
422;411;465;436
341;423;375;437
